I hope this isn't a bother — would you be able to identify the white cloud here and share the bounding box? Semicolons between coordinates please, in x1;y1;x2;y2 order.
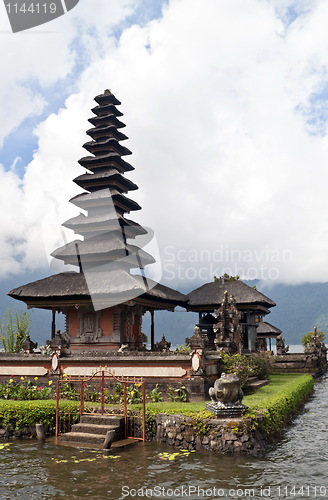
2;0;328;287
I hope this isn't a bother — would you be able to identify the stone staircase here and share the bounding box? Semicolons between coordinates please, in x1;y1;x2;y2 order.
246;376;270;392
59;414;125;447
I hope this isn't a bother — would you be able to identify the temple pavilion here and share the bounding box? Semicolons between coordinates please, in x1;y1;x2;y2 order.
256;320;282;351
9;90;186;352
186;274;277;352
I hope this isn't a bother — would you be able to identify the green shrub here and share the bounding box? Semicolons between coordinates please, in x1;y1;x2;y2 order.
247;374;314;434
250;351;273;380
219;352;257;387
0;399;80;433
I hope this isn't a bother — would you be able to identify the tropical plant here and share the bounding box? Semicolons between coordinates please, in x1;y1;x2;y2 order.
175;344;191;353
167;382;188;402
302;329;325;347
147;384;164;402
0;309;32;353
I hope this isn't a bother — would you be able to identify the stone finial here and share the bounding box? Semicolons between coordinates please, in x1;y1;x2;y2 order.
188;326;206;349
21;335;38;354
276;334;289;355
46;330;69;355
154;335;171;352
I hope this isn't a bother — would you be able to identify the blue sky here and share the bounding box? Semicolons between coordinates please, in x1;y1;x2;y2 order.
2;0;328;341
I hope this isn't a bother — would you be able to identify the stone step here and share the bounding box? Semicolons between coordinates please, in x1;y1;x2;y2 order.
56;436;140;450
71;423;124;440
80;414;124;427
247;376;259;383
60;432;110;445
247;379;270;390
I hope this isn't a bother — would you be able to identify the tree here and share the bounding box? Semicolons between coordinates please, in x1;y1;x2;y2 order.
302;328;325;347
0;309;32;353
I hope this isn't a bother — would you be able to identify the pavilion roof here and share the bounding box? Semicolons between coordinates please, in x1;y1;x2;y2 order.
186;276;275;310
256;321;282;336
8;272;187;308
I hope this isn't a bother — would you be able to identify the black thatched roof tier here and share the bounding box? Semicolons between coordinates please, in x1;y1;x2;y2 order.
91;103;123;117
186;277;276;309
73;169;138;192
63;213;147;238
94;90;121;106
8;272;187;307
256;321;282;336
82;139;132;157
69;189;141;212
78;153;134;172
86;125;128;142
51;238;155;267
88;114;125;129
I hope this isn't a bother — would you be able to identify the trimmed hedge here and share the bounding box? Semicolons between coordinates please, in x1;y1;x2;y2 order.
0;374;315;440
0;400;80;433
244;374;314;434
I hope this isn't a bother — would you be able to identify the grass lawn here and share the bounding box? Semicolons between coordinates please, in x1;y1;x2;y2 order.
243;373;312;409
145;373;314;417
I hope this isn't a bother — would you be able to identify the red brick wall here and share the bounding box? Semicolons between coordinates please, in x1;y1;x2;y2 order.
99;308;113;337
67;307;80;337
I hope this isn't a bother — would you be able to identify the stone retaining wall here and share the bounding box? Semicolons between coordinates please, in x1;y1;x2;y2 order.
154;413;267;453
0;424;36;440
272;353;327;375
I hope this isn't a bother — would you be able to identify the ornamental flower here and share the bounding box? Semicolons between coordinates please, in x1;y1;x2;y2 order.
9;379;14;384
20;377;25;381
34;377;39;381
48;380;53;386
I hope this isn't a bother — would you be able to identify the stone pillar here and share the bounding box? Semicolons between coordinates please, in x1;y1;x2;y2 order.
247;313;257;352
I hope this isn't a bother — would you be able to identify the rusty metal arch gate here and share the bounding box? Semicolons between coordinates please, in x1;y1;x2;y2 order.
55;370;146;442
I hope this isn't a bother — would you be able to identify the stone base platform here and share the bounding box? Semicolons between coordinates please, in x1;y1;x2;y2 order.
206;402;249;418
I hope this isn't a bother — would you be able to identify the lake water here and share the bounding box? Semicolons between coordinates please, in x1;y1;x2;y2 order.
1;374;328;500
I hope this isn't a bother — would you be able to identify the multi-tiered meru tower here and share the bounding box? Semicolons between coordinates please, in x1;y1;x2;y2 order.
9;90;186;352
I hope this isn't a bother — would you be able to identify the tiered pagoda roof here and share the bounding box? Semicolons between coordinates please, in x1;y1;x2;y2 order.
9;90;186;310
51;89;152;271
